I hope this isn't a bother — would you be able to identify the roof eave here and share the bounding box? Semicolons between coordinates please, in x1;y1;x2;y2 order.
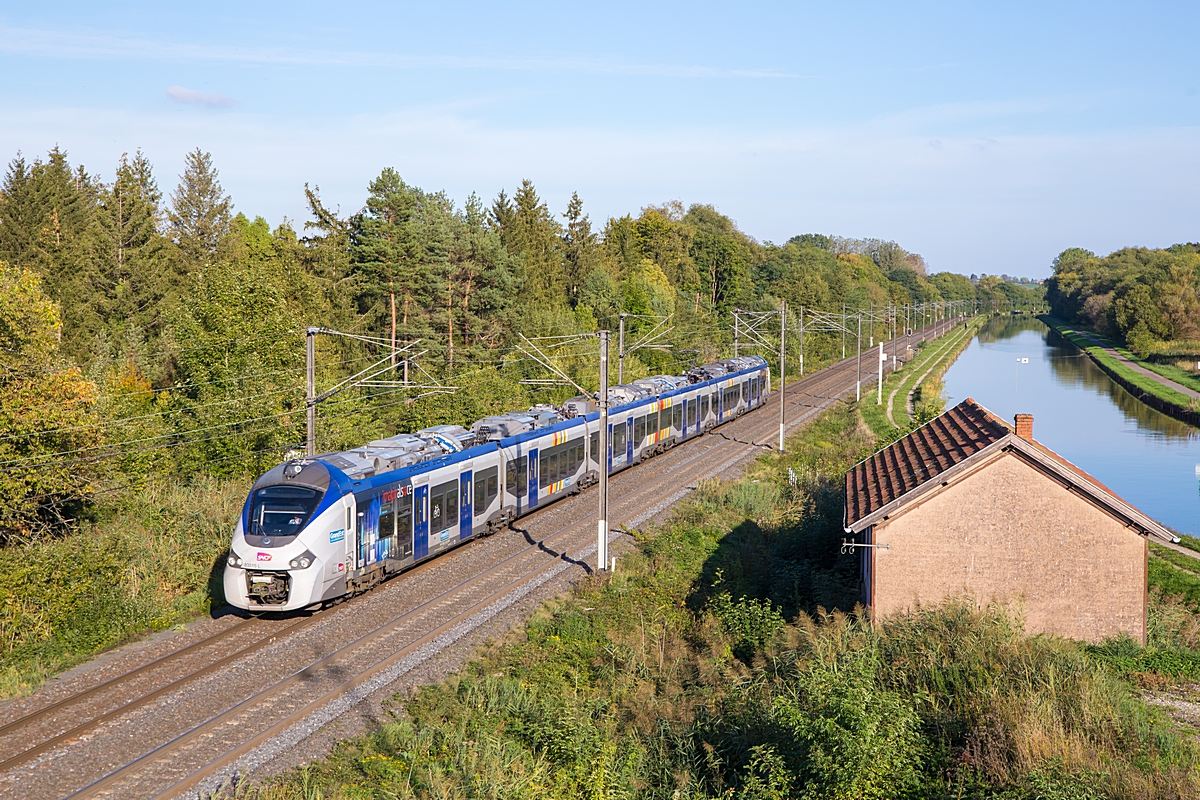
845;432;1175;543
845;436;1013;532
1005;436;1176;543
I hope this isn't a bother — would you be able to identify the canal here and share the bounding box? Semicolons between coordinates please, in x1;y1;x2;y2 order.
941;315;1200;537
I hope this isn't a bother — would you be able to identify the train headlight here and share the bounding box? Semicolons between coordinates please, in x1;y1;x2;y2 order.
288;550;316;570
227;554;244;568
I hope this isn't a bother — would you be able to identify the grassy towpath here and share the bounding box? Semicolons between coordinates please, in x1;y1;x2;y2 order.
1043;318;1200;409
899;325;971;421
870;317;982;431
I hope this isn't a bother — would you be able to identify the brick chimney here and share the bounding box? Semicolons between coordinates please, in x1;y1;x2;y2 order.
1014;413;1034;441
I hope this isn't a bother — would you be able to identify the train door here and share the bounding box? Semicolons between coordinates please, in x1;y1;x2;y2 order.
397;489;414;560
527;447;539;508
473;463;499;532
459;471;472;540
606;421;613;473
626;418;634;463
341;498;355;572
356;507;367;569
414;484;430;560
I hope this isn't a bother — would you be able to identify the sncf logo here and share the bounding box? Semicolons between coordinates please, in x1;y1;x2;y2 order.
256;552;272;561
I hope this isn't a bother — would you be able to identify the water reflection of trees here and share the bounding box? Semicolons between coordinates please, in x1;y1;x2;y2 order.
1041;329;1198;441
977;315;1049;343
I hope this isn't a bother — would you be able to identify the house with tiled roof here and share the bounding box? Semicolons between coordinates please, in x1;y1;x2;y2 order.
844;398;1175;644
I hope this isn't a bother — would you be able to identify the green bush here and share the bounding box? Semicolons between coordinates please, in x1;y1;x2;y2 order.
0;477;242;697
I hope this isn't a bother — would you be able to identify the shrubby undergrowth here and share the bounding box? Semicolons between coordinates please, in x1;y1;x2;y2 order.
230;403;1200;800
0;477;241;697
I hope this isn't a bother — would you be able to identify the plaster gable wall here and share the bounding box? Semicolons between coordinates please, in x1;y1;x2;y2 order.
872;451;1146;643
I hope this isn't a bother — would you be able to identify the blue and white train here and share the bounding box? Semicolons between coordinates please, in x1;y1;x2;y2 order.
224;355;770;611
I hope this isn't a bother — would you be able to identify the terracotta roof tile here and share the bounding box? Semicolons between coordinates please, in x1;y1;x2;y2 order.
844;398;1009;527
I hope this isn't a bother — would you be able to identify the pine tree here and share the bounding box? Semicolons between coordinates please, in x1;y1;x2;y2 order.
491;180;564;306
0;148;103;361
0;154;38;266
167;148;232;265
350;168;428;357
449;193;516;354
95;151;169;339
561;191;598;306
301;183;352;286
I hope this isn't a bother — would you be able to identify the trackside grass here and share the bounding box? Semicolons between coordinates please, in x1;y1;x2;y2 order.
226;402;1200;800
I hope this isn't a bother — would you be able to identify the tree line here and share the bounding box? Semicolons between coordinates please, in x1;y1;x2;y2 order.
0;145;1038;543
1047;244;1200;352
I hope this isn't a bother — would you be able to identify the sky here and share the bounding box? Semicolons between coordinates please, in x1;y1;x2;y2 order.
1;1;1198;278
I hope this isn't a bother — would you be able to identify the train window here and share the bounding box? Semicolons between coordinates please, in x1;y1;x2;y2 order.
567;446;577;476
613;422;626;455
249;485;324;538
634;415;646;443
472;467;500;518
701;395;709;420
653;408;661;433
505;456;528;497
397;495;413;537
430;480;457;532
430;493;444;531
540;452;557;489
742;381;749;403
673;404;682;430
380;499;396;539
590;431;598;463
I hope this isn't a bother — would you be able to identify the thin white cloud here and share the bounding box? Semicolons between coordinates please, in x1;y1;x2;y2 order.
166;85;235;108
0;25;797;79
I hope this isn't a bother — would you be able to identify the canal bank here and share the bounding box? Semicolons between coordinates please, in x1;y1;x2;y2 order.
942;315;1200;538
1040;316;1200;429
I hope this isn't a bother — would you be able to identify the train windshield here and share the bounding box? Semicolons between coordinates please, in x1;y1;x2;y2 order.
248;485;324;537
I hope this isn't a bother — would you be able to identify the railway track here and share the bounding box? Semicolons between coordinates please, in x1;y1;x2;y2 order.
0;323;953;800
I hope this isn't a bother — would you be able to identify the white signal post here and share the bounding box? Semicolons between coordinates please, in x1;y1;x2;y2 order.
779;299;786;453
877;342;884;405
856;313;862;402
597;330;610;572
